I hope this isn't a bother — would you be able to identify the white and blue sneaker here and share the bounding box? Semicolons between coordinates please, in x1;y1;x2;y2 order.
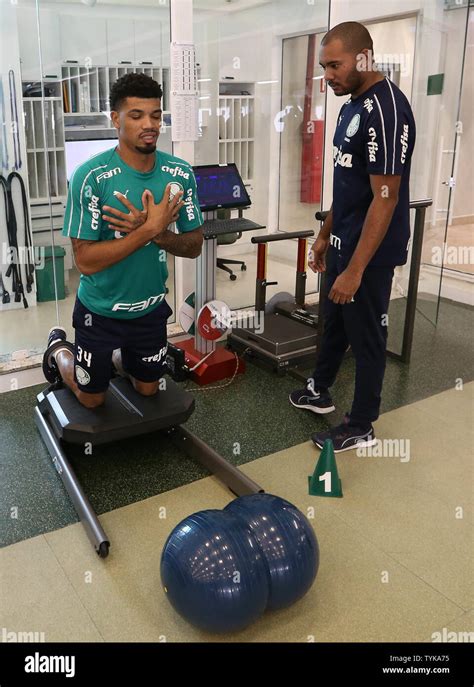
46;326;67;350
312;414;377;453
289;378;335;415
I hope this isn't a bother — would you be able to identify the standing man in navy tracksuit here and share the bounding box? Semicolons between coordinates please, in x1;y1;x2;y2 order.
290;21;416;453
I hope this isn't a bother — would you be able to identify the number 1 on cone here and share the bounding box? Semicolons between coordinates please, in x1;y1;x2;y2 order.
319;471;332;493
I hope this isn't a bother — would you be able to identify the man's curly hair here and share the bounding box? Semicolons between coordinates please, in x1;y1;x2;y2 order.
109;73;163;112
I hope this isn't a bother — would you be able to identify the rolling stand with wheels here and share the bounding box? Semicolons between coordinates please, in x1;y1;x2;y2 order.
35;376;263;558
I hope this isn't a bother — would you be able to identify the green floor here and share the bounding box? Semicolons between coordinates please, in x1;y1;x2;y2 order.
1;297;473;548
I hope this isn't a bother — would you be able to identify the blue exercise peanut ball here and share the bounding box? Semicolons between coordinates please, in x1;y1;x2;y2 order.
160;509;269;633
225;494;319;610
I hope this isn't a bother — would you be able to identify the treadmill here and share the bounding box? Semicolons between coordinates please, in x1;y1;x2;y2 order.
228;231;318;375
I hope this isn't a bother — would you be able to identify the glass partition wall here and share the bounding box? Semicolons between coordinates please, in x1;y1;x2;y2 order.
407;0;471;327
414;1;472;319
194;0;330;311
0;0;172;375
0;0;471;377
387;2;471;355
1;0;47;370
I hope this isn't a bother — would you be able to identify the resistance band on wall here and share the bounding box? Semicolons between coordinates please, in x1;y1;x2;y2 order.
9;172;34;293
0;272;10;304
0;172;34;307
0;176;10;304
8;70;21;171
0;77;9;173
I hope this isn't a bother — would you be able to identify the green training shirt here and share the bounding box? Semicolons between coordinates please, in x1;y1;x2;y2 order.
62;146;203;319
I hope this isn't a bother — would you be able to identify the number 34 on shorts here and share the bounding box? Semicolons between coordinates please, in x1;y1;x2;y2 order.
75;345;93;386
77;345;92;367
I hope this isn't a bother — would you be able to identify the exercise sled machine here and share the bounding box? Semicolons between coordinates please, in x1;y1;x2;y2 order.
35;374;263;559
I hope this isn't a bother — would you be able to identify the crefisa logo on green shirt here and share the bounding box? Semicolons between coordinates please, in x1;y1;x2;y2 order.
161;164;190;179
88;195;100;231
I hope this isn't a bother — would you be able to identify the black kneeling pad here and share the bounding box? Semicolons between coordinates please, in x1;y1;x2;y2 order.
36;377;195;446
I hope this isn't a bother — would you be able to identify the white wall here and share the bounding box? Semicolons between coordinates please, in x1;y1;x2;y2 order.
194;15;219;166
15;0;170;80
369;17;416;96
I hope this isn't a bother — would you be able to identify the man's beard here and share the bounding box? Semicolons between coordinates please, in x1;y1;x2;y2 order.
135;143;156;155
346;70;365;95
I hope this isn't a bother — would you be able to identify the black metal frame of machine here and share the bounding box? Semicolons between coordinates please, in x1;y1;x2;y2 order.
35;376;263;558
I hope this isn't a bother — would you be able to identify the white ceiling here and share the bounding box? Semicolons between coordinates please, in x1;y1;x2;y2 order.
39;0;272;12
195;0;272;10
